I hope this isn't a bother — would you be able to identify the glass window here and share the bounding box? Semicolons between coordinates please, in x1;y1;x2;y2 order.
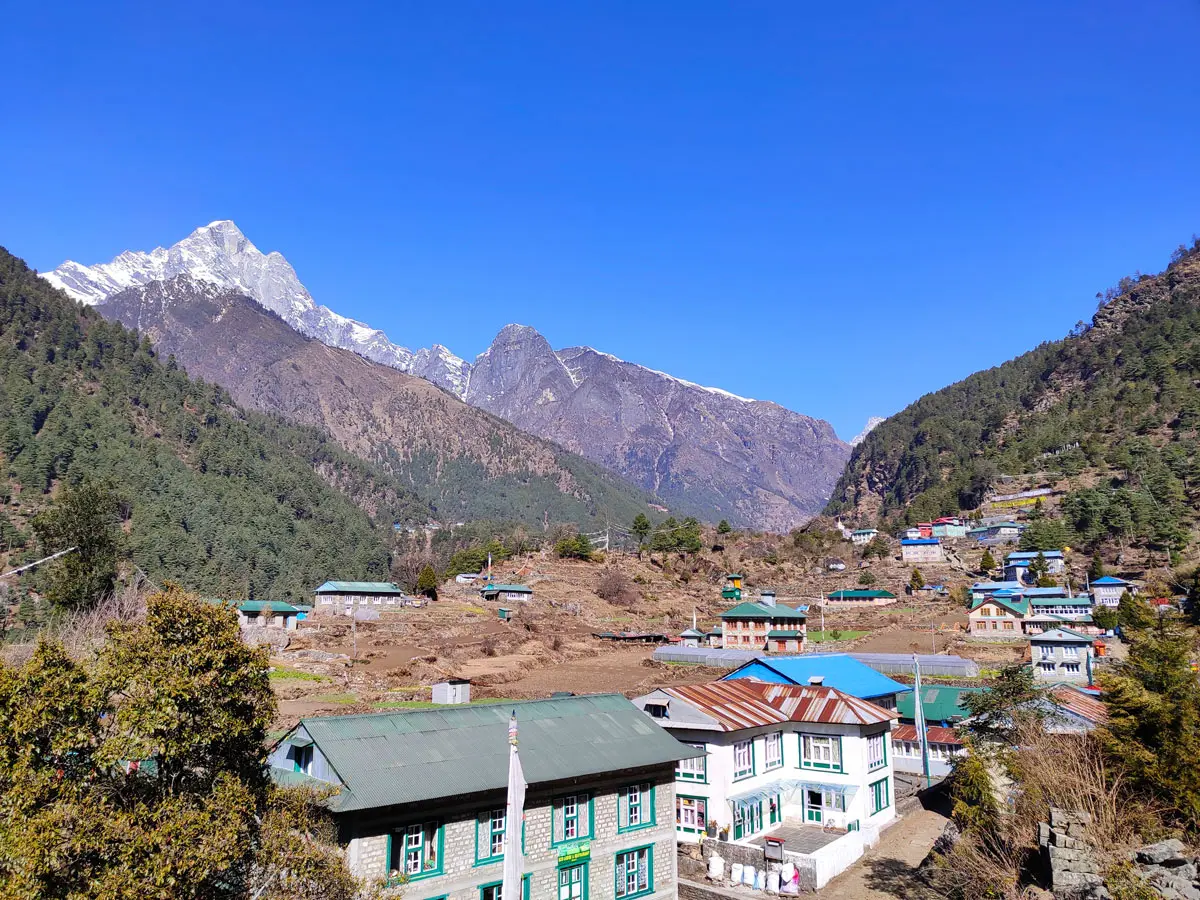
1062;663;1080;674
1063;646;1079;659
559;865;584;900
870;778;890;815
615;847;652;899
676;796;707;833
1040;662;1056;673
390;822;441;879
292;743;313;775
482;876;530;900
477;809;505;861
867;733;886;770
676;745;706;781
553;793;591;843
764;732;783;769
618;783;654;831
800;734;841;771
733;740;754;778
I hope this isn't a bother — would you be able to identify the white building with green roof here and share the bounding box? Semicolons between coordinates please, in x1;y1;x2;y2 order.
269;694;699;900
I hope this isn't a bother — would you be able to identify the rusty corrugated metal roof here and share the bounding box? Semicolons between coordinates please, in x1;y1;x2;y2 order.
1050;687;1107;724
893;723;962;746
661;680;895;730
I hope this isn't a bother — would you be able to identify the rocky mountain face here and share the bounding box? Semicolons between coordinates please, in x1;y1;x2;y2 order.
461;326;849;531
97;276;662;528
47;221;849;530
44;220;463;379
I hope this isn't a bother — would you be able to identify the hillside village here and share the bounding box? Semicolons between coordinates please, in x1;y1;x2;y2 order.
157;490;1184;900
4;12;1200;899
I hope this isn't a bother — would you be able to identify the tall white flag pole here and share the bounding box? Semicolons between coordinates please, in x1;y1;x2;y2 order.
502;711;527;900
913;654;931;789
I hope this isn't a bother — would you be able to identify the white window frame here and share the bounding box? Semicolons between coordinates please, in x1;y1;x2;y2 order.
733;740;754;778
866;732;886;770
764;732;783;769
800;734;841;771
676;745;706;781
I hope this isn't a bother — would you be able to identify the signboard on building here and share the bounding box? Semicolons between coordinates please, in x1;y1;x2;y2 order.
557;841;591;865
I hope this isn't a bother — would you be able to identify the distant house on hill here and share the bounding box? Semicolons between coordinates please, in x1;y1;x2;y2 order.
313;581;409;615
1090;575;1133;608
850;528;878;546
968;590;1028;638
718;595;807;652
901;538;943;563
479;583;534;602
1031;628;1095;682
930;517;967;539
1004;550;1065;582
720;573;744;601
237;600;302;630
825;589;897;607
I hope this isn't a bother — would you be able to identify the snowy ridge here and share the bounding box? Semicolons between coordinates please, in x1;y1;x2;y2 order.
41;221;471;391
849;416;885;447
42;222;770;406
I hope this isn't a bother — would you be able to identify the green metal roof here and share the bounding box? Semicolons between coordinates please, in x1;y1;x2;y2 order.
826;589;897;600
482;583;533;593
969;594;1030;617
287;694;699;813
896;685;983;724
719;602;807;620
238;600;301;614
766;630;803;638
314;581;404;594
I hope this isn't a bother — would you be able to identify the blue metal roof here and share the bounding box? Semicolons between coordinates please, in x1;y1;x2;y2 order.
901;538;940;545
972;581;1023;592
1090;576;1129;585
721;654;911;701
1006;551;1064;561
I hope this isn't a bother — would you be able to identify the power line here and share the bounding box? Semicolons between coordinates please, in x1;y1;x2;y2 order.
0;546;76;580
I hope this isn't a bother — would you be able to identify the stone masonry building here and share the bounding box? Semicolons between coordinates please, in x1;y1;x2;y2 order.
269;695;699;900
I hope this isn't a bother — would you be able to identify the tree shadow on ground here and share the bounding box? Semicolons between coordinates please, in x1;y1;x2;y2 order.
862;855;937;899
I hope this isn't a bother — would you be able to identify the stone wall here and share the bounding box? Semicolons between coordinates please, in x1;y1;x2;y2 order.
1041;806;1103;897
345;768;678;900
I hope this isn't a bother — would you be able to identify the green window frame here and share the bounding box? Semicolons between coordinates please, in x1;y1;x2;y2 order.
732;739;755;780
614;844;653;900
557;862;588;900
676;794;707;834
676;744;707;782
866;732;887;772
552;792;593;845
476;808;507;864
617;782;655;832
480;875;530;900
733;800;762;840
386;821;443;884
798;733;843;772
763;732;784;770
870;777;891;815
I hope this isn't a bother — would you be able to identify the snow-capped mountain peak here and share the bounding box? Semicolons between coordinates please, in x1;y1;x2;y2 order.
849;416;885;447
42;221;418;371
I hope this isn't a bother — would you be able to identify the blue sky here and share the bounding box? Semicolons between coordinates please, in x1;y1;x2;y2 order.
3;1;1199;440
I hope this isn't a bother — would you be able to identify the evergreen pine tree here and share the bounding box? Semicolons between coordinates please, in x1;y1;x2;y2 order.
416;564;439;600
980;548;997;572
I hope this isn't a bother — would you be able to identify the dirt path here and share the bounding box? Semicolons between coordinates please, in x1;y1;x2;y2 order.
819;804;949;900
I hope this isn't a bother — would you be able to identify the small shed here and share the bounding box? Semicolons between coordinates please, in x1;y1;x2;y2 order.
678;627;704;648
431;679;471;705
237;600;301;630
480;583;534;602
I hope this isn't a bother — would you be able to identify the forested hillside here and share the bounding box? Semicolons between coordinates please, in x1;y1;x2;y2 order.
0;245;431;601
826;241;1200;556
98;276;669;529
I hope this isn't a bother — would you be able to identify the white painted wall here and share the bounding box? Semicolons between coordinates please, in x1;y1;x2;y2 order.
663;722;895;843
